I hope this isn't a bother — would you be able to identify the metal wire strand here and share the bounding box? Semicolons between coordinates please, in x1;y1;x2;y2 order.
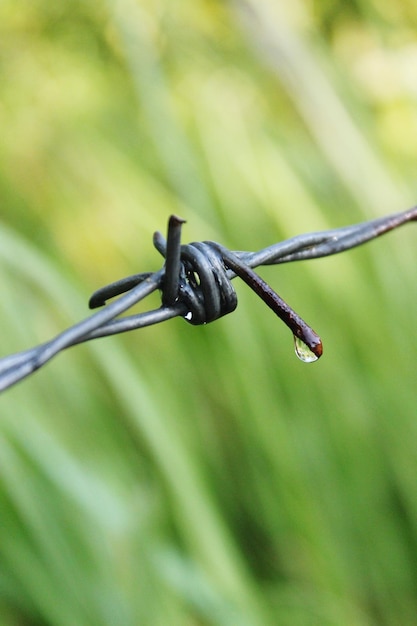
0;206;416;392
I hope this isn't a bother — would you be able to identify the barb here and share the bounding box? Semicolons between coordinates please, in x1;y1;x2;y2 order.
0;207;416;392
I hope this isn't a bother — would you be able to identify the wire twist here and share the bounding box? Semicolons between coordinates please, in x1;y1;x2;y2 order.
0;207;416;392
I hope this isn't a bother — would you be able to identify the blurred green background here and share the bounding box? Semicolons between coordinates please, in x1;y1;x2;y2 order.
1;1;417;624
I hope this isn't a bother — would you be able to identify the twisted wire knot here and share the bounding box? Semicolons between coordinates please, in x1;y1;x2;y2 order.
153;219;323;357
174;242;238;325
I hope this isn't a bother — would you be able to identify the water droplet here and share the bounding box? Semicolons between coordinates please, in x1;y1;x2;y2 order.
294;336;319;363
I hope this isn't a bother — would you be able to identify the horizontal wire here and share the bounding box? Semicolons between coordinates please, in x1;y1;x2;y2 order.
235;206;417;268
0;270;164;392
0;207;416;392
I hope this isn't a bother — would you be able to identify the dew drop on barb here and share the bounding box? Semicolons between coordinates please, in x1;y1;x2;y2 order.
294;336;319;363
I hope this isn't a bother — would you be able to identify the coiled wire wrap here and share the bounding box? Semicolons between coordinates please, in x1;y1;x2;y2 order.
0;207;416;392
163;239;238;325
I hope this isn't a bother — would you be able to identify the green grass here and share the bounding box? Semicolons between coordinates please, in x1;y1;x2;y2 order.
1;1;417;624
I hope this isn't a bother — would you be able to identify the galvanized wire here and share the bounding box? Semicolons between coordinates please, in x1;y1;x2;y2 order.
0;207;416;392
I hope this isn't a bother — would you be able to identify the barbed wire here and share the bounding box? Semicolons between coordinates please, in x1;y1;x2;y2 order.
1;207;416;392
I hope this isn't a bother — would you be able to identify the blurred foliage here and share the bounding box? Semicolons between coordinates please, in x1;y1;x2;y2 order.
1;0;417;624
